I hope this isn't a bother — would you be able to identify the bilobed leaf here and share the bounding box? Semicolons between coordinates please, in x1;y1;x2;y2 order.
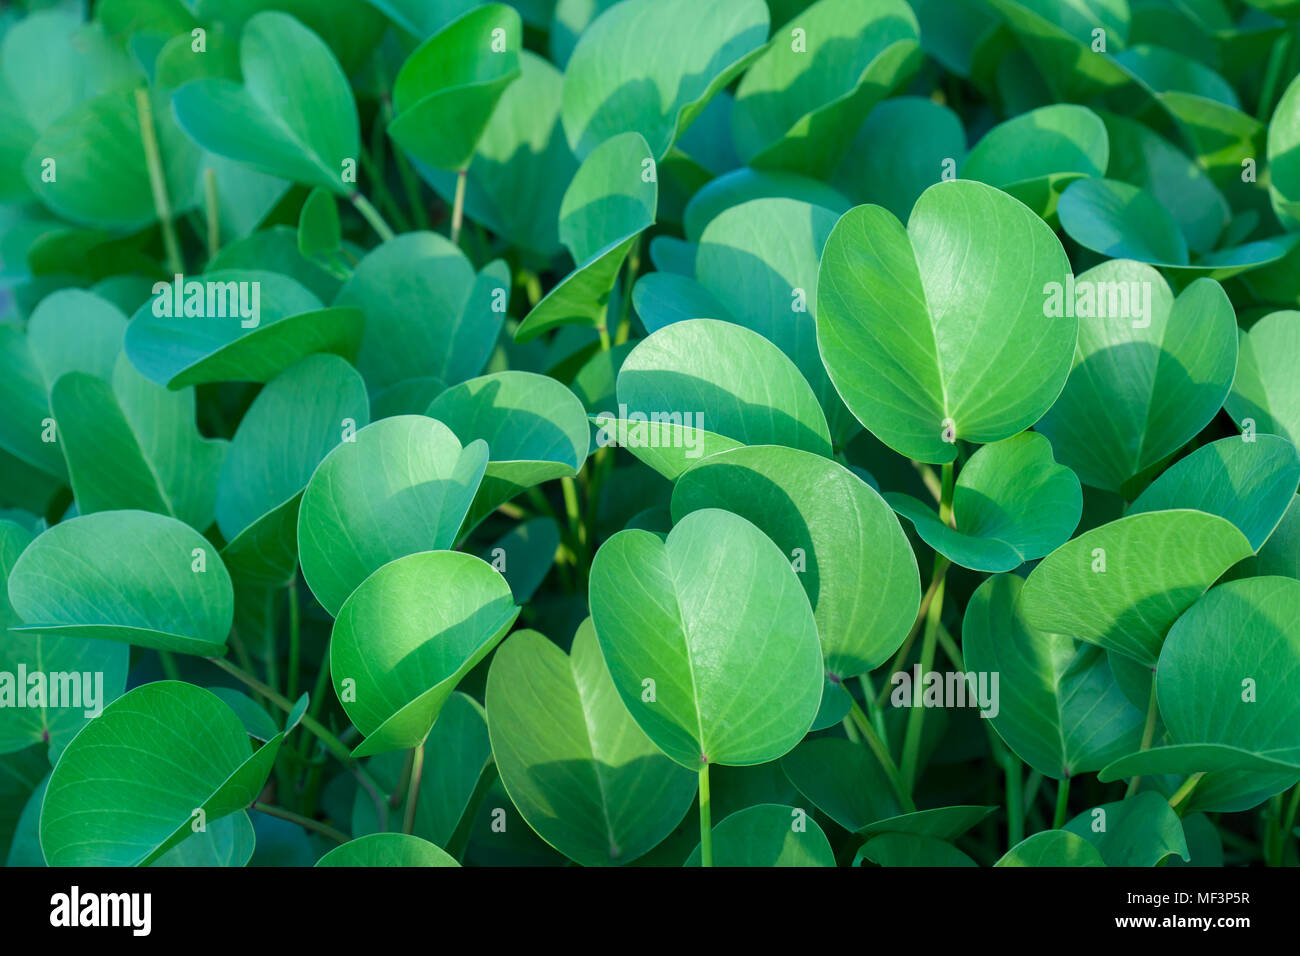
832;96;965;219
1063;792;1189;866
886;432;1082;572
996;830;1106;866
781;737;901;830
960;104;1107;219
692;197;856;443
316;833;459;867
1020;510;1253;666
40;681;284;866
486;623;697;866
388;4;522;172
216;354;370;584
172;11;360;192
330;550;519;756
125;271;362;389
8;510;235;657
51;354;227;530
335;233;510;394
816;180;1075;463
427;371;590;535
417;51;578;259
672;444;919;676
1128;435;1300;551
297;416;488;616
26;88;199;229
683;804;835;866
606;318;832;480
1225;311;1300;449
0;520;129;763
588;508;823;767
352;692;491;846
1102;576;1300;811
730;0;921;177
514;132;657;343
963;574;1146;779
560;0;770;160
1035;260;1237;495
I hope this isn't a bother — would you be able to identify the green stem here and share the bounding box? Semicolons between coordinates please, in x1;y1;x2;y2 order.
349;191;396;243
252;803;349;845
1053;776;1071;830
158;651;181;682
698;762;712;867
450;168;467;246
848;695;915;812
899;563;946;792
1169;772;1205;811
1125;677;1160;798
134;88;184;277
203;167;220;261
614;236;641;345
403;744;425;835
263;589;279;697
286;580;300;704
295;638;334;763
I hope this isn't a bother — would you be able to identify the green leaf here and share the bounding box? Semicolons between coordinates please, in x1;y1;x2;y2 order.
514;131;657;342
963;574;1146;778
316;832;460;866
858;832;976;866
0;520;129;763
217;354;370;585
691;197;856;443
1225;311;1300;449
1063;792;1189;866
486;623;697;865
1128;435;1300;551
604;318;832;480
26;88;199;229
995;829;1106;866
1020;510;1254;666
125;271;361;389
417;51;577;260
298;416;488;616
26;289;127;387
480;517;560;603
389;4;522;172
1059;177;1189;264
1268;72;1300;231
1103;577;1300;809
781;737;901;830
171;11;360;192
297;187;341;260
672;444;918;676
832;96;965;219
331;550;518;757
960;104;1108;219
683;169;850;240
352;692;491;846
886;432;1082;572
588;508;823;767
9;510;235;657
51;354;227;530
1035;260;1237;494
683;804;834;866
427;371;591;535
335;233;510;394
0;326;66;480
560;0;770;160
40;681;284;866
150;811;256;868
982;0;1131;101
730;0;920;177
853;804;997;840
816;180;1075;463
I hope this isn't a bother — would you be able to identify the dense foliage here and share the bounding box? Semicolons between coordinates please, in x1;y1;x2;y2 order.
2;0;1300;869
